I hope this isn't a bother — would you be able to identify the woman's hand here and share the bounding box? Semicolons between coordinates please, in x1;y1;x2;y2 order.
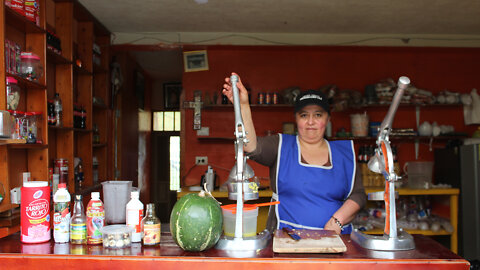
222;72;250;105
324;217;342;234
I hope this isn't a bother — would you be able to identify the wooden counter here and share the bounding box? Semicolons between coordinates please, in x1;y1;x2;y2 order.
0;229;469;270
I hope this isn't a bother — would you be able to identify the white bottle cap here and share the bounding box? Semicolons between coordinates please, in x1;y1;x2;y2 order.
91;192;100;200
131;190;139;199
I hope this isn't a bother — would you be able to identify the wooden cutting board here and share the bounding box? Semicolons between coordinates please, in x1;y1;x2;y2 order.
273;229;347;253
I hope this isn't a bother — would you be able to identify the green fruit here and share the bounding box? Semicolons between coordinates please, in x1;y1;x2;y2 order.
170;191;223;251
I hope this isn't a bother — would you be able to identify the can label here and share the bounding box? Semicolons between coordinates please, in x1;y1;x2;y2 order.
143;224;161;245
54;159;68;184
21;183;50;243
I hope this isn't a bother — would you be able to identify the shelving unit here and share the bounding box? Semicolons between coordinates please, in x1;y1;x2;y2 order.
363;187;459;253
0;0;112;234
0;2;49;213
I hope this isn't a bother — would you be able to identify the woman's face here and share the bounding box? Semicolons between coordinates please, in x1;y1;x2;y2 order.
295;105;330;143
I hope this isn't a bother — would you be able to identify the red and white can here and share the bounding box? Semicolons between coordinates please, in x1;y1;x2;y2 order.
54;158;68;184
21;181;51;243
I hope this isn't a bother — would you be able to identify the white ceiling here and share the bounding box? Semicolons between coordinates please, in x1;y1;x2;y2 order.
79;0;480;47
78;0;480;80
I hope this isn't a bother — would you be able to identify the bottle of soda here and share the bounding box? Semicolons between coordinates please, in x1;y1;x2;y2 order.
86;192;104;245
70;194;87;244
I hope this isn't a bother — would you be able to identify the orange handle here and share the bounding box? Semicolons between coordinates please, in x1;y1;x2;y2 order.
250;201;280;208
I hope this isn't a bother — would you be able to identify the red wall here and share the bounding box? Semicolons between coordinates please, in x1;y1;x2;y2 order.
182;45;480;187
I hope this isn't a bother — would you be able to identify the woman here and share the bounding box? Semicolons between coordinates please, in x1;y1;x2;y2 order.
222;73;366;234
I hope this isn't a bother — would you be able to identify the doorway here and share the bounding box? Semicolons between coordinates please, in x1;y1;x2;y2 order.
151;131;180;222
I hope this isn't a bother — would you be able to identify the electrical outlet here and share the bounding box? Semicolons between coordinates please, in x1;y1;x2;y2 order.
195;156;208;165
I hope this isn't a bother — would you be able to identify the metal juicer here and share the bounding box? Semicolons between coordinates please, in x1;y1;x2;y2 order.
351;76;416;251
215;75;271;252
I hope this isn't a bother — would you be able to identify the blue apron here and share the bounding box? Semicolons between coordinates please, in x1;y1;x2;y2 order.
274;134;355;234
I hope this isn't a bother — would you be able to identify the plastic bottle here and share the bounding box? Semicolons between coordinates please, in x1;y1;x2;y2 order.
53;92;62;127
70;194;87;244
86;192;105;245
126;191;144;242
53;183;71;243
142;203;161;246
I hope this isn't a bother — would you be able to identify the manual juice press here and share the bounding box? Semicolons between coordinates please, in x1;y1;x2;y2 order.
215;75;271;252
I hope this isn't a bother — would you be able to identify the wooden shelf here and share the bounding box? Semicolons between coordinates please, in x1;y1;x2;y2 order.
365;187;460;195
73;65;92;75
330;135;467;142
5;73;46;90
46;49;71;64
8;143;48;149
74;128;93;133
201;103;463;110
5;7;45;34
177;189;273;199
197;135;466;142
0;139;26;145
93;143;107;148
48;125;74;131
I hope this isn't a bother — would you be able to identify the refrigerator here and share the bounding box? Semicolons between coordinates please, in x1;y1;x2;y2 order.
459;144;480;260
435;144;480;260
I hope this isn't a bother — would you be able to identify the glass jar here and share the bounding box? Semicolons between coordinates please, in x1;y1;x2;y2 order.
6;76;21;110
25;111;42;144
20;52;44;81
9;110;24;140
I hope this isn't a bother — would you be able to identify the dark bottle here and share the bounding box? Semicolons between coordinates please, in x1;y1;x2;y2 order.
221;93;229;104
74;158;84;192
48;100;56;126
80;107;86;129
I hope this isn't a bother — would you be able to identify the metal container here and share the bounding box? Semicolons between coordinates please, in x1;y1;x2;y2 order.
0;110;12;138
227;181;259;201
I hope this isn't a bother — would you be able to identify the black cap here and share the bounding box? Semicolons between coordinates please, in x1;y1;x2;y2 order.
294;90;330;114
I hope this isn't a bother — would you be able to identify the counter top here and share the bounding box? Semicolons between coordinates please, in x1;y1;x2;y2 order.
0;229;469;270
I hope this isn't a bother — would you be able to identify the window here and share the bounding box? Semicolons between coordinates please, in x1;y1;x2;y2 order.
153;111;181;131
153;111;181;191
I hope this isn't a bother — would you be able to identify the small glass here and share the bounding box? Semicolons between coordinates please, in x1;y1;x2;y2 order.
9;110;24;140
25;111;42;144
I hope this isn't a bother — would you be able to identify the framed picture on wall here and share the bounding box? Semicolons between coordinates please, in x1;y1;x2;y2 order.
183;50;209;72
164;82;182;110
